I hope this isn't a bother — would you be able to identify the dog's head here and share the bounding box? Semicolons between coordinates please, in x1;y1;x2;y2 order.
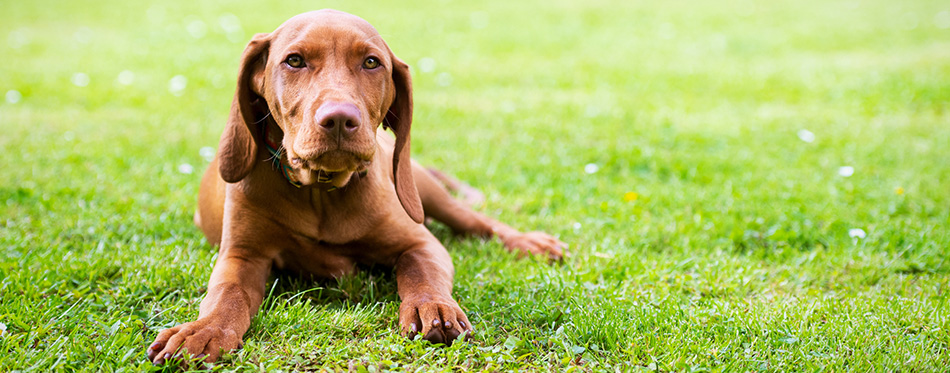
218;9;423;223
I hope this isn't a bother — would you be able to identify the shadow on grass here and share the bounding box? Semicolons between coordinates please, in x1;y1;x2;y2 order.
257;220;466;310
262;265;401;309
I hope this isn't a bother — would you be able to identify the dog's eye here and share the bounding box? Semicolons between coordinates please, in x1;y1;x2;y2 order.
285;54;305;68
362;57;380;69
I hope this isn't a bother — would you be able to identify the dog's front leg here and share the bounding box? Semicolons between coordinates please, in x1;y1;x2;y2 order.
395;243;473;345
147;247;271;365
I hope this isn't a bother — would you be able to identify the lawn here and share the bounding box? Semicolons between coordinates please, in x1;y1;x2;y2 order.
2;0;949;371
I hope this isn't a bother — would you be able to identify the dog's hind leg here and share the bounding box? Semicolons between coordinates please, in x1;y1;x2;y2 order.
412;162;565;260
424;167;485;207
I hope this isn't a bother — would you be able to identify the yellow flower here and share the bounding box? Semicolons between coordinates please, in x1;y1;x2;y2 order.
623;192;638;202
895;187;904;195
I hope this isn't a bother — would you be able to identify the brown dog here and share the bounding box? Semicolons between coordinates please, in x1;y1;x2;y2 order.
146;9;565;365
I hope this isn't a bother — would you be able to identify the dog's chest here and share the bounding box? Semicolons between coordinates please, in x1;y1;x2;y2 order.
272;215;392;278
238;162;408;276
296;188;386;242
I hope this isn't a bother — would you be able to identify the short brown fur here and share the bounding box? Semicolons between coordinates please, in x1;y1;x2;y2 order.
147;9;565;365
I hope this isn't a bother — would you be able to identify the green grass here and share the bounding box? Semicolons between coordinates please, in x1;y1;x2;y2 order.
2;0;949;371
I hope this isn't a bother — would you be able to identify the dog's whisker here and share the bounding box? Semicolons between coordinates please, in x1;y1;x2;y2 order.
363;34;385;45
266;145;285;166
253;112;273;125
265;147;279;162
383;109;398;129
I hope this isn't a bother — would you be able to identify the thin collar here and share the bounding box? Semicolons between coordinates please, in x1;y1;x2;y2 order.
260;120;367;190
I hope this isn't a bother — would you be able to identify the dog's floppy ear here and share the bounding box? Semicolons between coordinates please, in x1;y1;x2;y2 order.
219;33;271;183
384;56;424;224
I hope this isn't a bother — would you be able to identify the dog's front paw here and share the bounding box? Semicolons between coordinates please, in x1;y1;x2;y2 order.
147;318;242;366
399;295;472;346
502;231;566;261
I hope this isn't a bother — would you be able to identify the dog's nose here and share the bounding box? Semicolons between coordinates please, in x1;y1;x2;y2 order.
315;102;360;137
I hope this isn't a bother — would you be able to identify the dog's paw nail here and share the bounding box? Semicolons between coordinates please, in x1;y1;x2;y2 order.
164;353;171;360
444;320;452;328
196;353;206;359
459;321;466;328
410;322;417;332
431;319;440;328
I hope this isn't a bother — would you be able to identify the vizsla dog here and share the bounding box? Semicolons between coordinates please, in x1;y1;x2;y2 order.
147;9;565;365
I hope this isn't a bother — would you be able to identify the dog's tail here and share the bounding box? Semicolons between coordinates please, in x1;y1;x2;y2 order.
426;167;485;207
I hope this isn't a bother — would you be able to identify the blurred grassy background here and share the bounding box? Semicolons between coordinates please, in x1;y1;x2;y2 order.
1;0;949;371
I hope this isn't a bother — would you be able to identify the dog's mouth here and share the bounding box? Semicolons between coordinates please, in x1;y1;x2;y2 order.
290;164;371;188
262;119;375;189
286;151;373;188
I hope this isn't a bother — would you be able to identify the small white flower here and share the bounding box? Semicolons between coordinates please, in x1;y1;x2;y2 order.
72;72;90;87
0;322;6;336
169;75;188;96
178;163;194;174
186;17;207;39
73;27;93;44
500;101;516;113
936;11;950;29
116;70;135;85
218;13;244;43
838;166;854;177
8;28;29;49
900;12;919;30
658;22;676;39
417;57;436;73
848;228;866;239
572;222;582;230
435;72;452;87
584;163;599;174
5;90;22;104
218;13;242;33
199;146;215;162
470;11;489;30
584;105;600;118
797;129;815;143
146;5;166;23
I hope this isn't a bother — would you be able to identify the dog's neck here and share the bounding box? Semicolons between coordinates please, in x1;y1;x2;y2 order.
259;118;367;190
